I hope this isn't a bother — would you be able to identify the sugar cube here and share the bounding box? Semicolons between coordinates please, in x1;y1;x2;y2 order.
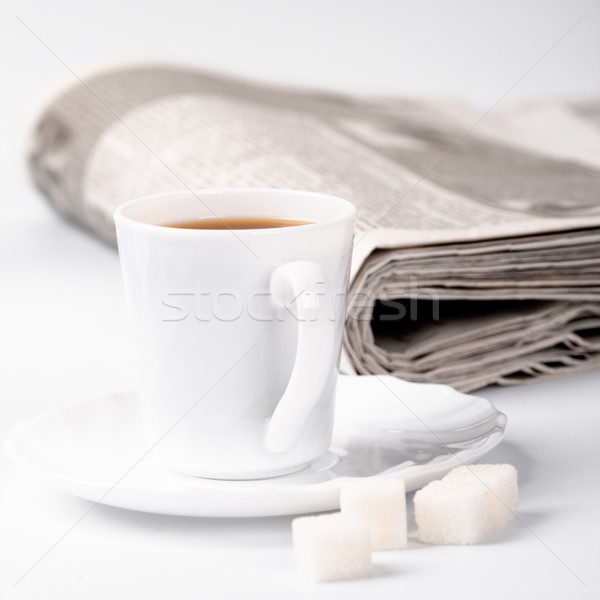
414;479;495;545
443;464;518;528
292;512;372;582
340;478;407;550
414;464;519;545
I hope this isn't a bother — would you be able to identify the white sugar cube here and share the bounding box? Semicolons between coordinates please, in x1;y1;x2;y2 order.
443;464;518;528
414;479;495;545
340;478;407;550
292;512;372;582
415;464;519;545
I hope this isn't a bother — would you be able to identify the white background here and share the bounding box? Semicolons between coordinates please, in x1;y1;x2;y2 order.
1;1;599;598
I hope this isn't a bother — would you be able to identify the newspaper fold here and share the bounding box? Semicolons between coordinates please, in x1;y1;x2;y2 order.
29;66;600;391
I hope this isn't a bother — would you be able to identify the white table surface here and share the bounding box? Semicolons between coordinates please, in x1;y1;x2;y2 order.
2;1;599;598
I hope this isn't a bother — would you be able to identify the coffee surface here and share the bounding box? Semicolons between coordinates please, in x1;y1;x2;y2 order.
164;216;313;230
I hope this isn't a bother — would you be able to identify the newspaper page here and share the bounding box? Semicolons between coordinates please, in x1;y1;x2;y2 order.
29;65;600;391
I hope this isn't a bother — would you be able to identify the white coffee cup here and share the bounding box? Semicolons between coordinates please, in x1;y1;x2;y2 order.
114;189;356;479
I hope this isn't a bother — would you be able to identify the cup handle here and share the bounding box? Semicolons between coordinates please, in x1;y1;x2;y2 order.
265;260;333;453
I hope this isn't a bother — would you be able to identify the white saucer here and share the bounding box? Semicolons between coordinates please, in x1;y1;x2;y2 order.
4;375;506;517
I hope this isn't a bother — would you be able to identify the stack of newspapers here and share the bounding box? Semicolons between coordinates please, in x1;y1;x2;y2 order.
29;66;600;391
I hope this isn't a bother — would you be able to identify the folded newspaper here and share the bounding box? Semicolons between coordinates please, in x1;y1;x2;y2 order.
29;65;600;391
